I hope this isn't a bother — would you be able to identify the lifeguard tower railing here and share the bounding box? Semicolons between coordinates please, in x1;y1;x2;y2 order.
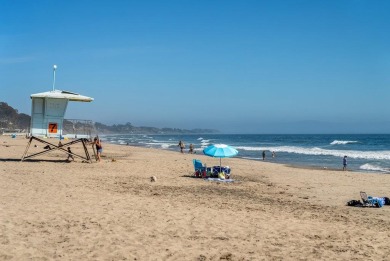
61;119;96;139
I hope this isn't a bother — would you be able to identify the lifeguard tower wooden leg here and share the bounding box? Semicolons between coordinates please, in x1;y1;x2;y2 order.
81;139;92;162
21;137;33;161
91;144;97;161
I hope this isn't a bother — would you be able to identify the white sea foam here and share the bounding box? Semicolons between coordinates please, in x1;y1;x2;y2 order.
235;146;390;160
200;140;211;148
359;164;390;173
197;137;203;140
143;142;177;149
160;144;171;149
330;140;359;145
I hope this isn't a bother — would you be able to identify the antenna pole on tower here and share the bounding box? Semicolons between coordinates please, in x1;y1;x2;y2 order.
52;65;57;91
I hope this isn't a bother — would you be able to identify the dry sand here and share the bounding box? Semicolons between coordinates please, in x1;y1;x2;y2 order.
1;136;390;260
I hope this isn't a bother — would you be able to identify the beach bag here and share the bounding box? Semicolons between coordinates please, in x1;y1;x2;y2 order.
347;200;362;207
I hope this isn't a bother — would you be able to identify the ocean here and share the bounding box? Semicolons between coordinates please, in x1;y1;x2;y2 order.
102;134;390;174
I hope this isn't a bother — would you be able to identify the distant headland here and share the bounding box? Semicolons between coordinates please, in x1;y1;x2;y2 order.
0;102;219;135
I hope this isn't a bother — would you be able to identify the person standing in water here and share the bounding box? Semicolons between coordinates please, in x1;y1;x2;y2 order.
188;144;194;154
262;150;266;160
178;140;185;153
343;156;347;171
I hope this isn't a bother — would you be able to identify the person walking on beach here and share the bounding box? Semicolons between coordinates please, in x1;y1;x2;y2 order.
67;147;74;162
178;140;185;153
262;150;266;161
94;137;103;162
343;156;347;171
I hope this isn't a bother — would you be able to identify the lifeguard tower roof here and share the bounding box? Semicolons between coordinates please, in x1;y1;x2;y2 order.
31;90;94;102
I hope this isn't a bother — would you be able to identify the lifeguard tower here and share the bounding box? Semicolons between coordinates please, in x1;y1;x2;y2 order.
21;65;96;162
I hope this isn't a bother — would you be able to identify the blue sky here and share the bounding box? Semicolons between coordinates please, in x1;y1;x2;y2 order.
1;0;390;133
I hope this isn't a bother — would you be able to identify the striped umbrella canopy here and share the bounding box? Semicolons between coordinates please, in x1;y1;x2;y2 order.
203;144;238;169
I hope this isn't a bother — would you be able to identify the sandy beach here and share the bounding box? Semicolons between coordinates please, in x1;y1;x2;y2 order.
1;136;390;260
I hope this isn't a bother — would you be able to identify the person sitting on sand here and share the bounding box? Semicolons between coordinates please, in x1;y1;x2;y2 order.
67;147;74;162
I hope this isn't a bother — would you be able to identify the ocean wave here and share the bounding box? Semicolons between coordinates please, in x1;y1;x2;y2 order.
143;142;177;148
235;145;390;160
200;140;211;147
330;140;358;145
160;144;171;149
359;164;390;173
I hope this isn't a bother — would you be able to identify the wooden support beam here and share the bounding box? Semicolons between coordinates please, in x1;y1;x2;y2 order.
21;136;95;162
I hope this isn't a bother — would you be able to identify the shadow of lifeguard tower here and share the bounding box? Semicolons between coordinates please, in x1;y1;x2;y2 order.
21;66;97;162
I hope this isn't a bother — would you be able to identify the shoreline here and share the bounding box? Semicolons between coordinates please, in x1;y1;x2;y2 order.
1;136;390;260
101;132;390;175
111;140;381;175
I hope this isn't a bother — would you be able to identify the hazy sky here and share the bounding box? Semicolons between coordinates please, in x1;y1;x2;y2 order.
1;1;390;133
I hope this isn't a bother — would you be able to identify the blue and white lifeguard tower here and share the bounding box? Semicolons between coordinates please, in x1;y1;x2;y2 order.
21;65;96;162
29;90;93;138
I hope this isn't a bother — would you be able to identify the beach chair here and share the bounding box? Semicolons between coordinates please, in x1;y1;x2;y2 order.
360;191;383;208
193;159;206;178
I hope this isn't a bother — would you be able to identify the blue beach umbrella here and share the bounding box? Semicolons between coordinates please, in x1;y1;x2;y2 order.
203;144;238;171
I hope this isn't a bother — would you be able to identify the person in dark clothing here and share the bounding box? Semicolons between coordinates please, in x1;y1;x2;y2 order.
178;140;185;153
188;144;194;154
67;147;74;162
343;156;347;171
94;137;103;162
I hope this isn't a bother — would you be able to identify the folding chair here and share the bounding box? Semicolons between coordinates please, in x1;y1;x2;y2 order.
193;159;206;178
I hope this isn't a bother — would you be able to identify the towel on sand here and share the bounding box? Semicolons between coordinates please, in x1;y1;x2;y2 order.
205;178;235;183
